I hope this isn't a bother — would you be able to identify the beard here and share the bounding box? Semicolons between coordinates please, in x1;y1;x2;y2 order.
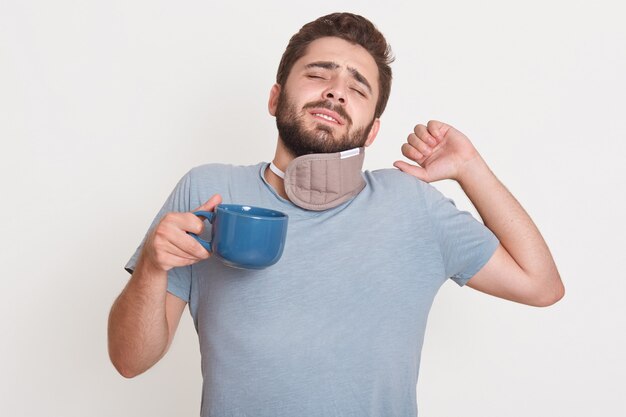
275;89;374;157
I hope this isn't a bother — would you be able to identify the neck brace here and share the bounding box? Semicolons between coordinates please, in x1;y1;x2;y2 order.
269;147;366;211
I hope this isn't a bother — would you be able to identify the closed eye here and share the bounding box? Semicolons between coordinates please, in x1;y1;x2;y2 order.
351;88;366;97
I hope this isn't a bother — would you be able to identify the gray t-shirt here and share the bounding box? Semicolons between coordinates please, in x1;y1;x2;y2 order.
125;162;499;417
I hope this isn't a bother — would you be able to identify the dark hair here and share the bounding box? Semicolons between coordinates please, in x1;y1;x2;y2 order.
276;12;394;118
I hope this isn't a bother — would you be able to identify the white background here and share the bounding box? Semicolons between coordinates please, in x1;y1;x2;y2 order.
1;1;625;416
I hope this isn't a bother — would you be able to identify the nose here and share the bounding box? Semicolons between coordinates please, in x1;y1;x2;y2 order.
323;82;346;105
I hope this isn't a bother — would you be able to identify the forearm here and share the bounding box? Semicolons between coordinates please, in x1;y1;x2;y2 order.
108;253;170;378
457;156;561;284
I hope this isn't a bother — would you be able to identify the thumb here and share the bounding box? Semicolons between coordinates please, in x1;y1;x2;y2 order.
393;161;431;183
193;194;222;212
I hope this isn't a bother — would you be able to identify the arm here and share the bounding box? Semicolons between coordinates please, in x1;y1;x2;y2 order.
394;121;564;307
108;258;187;378
108;194;222;377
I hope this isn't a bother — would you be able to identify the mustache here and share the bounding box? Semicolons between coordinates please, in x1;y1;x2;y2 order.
302;100;352;125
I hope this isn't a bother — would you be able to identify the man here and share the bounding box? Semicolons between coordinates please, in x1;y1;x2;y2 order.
108;12;563;417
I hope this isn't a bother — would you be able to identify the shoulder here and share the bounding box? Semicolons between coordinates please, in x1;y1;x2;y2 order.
188;162;263;176
183;162;267;205
364;167;430;194
187;162;264;183
364;168;453;208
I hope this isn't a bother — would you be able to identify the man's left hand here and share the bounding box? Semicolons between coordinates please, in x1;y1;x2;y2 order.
394;120;481;183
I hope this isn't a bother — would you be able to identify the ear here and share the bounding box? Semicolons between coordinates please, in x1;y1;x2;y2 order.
364;118;381;147
268;84;281;116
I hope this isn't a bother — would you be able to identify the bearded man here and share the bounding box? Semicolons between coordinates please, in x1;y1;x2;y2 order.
108;12;563;417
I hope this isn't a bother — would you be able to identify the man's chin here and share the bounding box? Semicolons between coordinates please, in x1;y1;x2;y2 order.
311;127;335;141
277;120;363;156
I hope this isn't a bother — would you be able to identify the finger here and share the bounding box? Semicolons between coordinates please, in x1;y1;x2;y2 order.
159;252;202;270
160;212;204;236
413;124;438;147
165;231;210;260
401;143;426;164
162;249;206;267
194;194;223;212
162;239;200;261
393;161;431;182
151;223;208;259
174;212;206;235
426;120;451;141
149;239;200;271
407;132;433;157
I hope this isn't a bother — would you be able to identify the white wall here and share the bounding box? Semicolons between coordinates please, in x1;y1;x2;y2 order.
1;1;624;416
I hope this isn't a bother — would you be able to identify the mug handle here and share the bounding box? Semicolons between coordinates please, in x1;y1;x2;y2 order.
188;210;215;252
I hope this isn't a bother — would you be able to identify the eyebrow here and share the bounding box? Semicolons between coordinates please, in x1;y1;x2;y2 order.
304;61;373;95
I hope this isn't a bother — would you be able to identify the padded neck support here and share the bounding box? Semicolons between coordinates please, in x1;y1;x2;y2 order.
270;147;366;211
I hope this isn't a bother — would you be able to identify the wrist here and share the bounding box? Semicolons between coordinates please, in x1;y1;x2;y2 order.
134;250;168;283
456;154;491;188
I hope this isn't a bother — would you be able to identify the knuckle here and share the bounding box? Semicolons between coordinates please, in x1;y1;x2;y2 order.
158;213;180;231
162;212;177;223
187;222;202;235
182;212;196;221
184;214;204;234
153;228;170;244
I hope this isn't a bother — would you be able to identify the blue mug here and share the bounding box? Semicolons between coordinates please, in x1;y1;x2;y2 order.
189;204;288;270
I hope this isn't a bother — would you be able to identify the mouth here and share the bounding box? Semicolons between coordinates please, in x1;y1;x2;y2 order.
308;109;344;125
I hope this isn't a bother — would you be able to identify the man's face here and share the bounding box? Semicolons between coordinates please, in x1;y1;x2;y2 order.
270;37;380;157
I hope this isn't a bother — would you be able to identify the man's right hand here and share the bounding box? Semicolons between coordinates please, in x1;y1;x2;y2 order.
109;194;223;378
141;194;222;272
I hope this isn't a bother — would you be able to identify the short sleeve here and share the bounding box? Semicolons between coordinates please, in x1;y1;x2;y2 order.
423;183;499;286
123;171;194;302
